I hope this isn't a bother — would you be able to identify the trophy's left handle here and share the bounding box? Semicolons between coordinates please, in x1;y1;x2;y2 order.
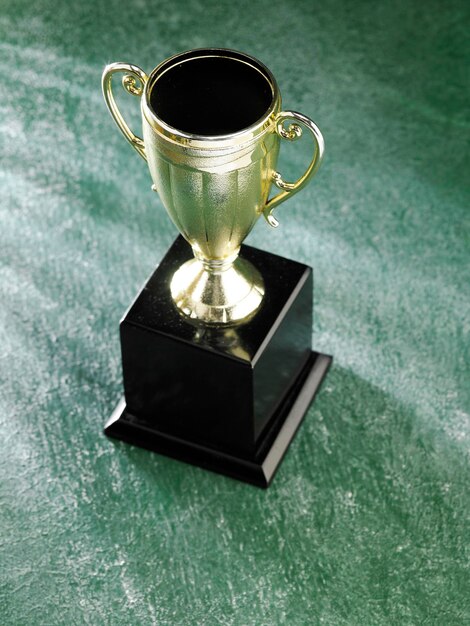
263;111;325;227
102;63;149;161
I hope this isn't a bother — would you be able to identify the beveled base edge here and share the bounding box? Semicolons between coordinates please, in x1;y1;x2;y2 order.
104;351;332;488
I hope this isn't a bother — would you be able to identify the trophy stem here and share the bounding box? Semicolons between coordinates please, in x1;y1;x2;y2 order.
170;248;265;325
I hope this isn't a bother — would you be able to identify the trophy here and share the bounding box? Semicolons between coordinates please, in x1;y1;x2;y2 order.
102;48;332;487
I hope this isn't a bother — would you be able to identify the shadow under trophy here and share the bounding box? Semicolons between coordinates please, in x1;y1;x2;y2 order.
102;48;332;487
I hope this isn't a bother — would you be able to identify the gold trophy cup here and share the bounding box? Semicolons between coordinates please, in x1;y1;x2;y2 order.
102;48;324;324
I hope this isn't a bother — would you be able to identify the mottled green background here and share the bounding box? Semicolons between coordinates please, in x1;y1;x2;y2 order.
1;0;469;624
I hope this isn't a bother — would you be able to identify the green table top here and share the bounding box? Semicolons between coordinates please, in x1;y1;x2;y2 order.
1;0;469;624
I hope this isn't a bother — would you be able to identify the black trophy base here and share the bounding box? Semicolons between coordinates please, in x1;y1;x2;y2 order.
105;236;332;488
105;351;331;488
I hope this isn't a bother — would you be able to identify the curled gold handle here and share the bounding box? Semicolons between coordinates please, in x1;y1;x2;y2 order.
101;62;149;161
263;110;325;227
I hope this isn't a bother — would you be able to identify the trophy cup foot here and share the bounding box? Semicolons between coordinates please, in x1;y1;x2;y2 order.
170;255;265;325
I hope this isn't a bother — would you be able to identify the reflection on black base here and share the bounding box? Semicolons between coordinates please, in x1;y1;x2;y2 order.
105;351;332;488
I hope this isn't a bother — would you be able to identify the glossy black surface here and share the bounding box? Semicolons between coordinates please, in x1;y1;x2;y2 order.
106;353;332;488
107;237;331;485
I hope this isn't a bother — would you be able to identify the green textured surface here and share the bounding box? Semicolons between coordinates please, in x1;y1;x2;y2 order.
1;0;469;623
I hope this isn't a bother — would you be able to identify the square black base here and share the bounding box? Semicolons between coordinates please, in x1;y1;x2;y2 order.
105;236;332;488
105;352;331;488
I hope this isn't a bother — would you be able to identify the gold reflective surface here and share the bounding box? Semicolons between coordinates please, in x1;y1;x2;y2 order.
171;255;265;325
102;49;324;324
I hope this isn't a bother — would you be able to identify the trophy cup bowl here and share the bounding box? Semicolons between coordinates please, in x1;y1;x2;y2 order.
102;48;324;324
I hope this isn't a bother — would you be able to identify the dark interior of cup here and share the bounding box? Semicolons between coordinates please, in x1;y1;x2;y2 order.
149;54;273;136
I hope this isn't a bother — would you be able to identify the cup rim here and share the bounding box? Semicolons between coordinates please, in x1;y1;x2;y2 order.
142;48;281;143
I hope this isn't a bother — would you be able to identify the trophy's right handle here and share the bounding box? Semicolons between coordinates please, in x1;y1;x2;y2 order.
102;63;149;161
263;111;325;227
